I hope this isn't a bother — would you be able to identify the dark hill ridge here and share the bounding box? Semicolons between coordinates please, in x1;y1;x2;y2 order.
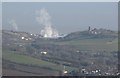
61;28;118;41
2;28;118;42
2;28;118;52
2;30;42;42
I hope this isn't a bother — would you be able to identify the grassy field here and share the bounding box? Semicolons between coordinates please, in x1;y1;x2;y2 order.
2;37;118;75
2;50;77;72
39;38;118;51
63;38;118;51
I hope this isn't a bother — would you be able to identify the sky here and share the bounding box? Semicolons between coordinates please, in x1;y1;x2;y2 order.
0;2;1;30
2;0;119;2
2;2;118;34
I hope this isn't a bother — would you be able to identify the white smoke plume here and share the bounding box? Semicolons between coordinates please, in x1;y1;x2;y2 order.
36;8;59;38
36;8;52;27
9;19;18;31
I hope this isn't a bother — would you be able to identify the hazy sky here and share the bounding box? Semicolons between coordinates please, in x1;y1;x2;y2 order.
2;2;118;34
0;2;1;29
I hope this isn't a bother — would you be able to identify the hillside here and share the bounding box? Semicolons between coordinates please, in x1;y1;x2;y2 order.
2;29;118;76
59;28;117;41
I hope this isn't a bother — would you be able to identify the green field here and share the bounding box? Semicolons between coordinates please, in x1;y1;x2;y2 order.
3;50;77;72
62;38;118;51
38;38;118;51
2;37;118;75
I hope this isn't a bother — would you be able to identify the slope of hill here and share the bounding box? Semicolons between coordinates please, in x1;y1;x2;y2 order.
59;28;117;41
2;29;118;76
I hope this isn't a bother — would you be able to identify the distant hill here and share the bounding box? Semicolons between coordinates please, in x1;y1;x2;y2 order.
58;28;118;41
2;28;118;43
2;30;42;43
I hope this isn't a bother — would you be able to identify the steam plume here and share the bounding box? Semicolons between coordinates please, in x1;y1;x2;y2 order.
36;8;59;38
36;8;51;27
9;19;18;31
